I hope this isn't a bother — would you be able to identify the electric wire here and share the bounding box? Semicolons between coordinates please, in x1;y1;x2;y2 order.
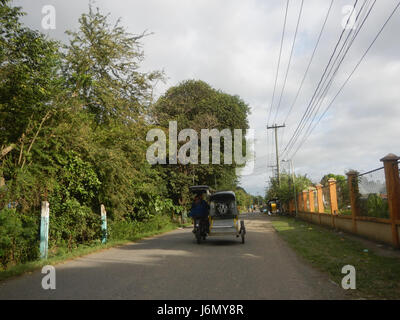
267;0;290;126
290;0;400;158
283;0;372;158
280;0;334;151
289;0;376;158
272;0;305;124
281;0;360;158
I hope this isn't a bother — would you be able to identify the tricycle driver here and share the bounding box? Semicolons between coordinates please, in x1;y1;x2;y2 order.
188;193;210;236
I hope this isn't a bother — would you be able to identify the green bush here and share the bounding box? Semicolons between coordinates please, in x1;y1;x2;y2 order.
359;194;389;219
109;214;173;241
49;199;101;250
0;209;39;269
367;194;389;218
46;151;102;250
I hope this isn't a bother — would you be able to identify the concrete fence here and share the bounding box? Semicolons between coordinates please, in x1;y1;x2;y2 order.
287;153;400;248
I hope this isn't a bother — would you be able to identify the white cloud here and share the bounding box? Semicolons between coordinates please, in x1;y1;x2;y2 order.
13;0;400;195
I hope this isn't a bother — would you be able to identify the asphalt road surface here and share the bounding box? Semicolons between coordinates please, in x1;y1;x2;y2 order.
0;213;348;299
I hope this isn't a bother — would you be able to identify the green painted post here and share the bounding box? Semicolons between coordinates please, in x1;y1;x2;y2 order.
101;204;107;244
40;201;50;259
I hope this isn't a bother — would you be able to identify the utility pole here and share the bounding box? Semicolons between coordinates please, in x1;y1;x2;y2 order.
267;124;285;185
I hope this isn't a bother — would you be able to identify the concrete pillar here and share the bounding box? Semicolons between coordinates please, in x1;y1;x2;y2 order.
346;170;360;234
380;153;400;248
316;184;324;213
328;178;338;214
289;200;293;213
302;190;308;212
298;193;302;213
308;187;315;213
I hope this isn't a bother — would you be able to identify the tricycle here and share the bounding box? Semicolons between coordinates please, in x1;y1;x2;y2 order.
189;185;246;244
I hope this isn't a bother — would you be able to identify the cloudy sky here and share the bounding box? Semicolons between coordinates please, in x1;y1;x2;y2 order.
12;0;400;195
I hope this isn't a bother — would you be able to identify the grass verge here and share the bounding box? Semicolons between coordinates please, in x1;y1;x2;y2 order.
271;216;400;299
0;219;186;282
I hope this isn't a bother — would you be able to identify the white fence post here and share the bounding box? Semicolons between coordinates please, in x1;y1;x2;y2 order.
101;204;107;244
40;201;50;259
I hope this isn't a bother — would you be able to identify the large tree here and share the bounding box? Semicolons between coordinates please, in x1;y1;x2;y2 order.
0;2;170;253
0;0;71;213
0;1;64;174
151;80;250;206
63;5;163;125
62;5;167;220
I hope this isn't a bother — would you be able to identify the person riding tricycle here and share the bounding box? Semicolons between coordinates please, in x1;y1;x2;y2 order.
188;192;210;242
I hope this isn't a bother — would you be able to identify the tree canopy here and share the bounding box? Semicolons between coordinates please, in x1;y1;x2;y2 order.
265;173;312;205
0;1;252;267
151;79;251;206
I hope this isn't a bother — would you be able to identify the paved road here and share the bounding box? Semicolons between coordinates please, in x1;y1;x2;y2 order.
0;214;348;299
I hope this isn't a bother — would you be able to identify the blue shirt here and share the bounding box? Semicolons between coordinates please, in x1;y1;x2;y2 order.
189;200;209;218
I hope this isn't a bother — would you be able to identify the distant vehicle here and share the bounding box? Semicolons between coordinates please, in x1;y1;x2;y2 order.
267;198;281;215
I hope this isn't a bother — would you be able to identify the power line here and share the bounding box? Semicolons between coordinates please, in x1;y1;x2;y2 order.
282;0;361;158
289;0;376;157
282;0;334;125
273;0;305;124
290;0;400;158
267;0;290;126
280;0;334;151
284;0;372;158
281;0;360;158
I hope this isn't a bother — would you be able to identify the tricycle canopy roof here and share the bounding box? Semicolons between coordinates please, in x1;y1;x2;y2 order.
210;191;236;202
189;185;210;194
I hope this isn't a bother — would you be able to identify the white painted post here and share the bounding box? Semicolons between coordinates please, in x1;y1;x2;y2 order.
101;204;107;244
40;201;50;259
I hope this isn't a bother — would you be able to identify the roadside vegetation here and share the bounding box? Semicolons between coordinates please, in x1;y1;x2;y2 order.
0;214;182;281
271;217;400;299
266;172;312;207
0;1;256;274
